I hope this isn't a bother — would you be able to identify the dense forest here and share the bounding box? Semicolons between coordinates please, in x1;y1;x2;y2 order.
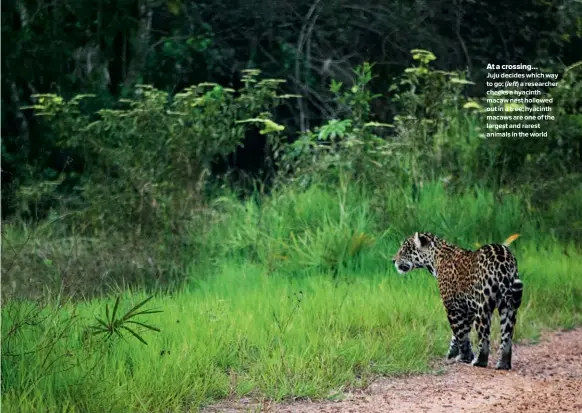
1;1;582;412
3;0;582;216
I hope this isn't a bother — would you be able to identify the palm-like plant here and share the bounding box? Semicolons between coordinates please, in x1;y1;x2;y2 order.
90;296;161;345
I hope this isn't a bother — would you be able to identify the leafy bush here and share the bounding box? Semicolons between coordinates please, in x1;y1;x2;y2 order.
19;71;291;235
282;50;581;196
282;51;487;189
282;63;394;187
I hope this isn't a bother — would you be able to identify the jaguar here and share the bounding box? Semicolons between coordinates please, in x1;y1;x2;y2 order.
392;232;523;370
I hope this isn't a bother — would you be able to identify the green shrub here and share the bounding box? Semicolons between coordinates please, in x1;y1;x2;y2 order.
20;71;292;236
281;51;491;190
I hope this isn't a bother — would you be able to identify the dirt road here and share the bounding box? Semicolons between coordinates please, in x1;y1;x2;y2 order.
204;328;582;413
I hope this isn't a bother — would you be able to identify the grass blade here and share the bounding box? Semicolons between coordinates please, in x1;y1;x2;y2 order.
122;296;157;321
110;296;121;325
120;326;148;345
126;320;161;332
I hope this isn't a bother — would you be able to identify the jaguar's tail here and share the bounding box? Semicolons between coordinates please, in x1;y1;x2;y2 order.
503;233;520;247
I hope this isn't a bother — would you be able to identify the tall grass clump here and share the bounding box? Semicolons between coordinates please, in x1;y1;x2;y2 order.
201;180;553;278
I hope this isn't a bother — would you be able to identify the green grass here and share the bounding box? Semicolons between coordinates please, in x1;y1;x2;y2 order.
2;182;582;413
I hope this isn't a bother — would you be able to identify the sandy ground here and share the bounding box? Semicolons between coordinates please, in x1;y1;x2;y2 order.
203;328;582;413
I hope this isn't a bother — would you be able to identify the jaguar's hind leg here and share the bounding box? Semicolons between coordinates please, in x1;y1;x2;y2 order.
496;302;517;370
446;308;474;363
446;334;459;359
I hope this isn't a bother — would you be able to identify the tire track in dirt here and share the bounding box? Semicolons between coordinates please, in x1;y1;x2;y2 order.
204;328;582;413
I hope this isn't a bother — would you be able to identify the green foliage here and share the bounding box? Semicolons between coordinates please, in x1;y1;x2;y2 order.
90;296;161;345
1;294;163;411
23;73;291;235
282;62;396;186
3;3;582;411
3;0;580;222
3;210;582;412
527;61;582;184
282;50;581;193
387;49;493;187
470;60;582;196
199;181;568;278
282;52;488;189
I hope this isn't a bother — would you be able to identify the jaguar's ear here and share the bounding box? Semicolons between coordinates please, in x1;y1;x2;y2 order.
413;232;428;248
413;232;422;248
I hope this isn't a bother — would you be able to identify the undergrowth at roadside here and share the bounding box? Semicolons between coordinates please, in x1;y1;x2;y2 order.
2;183;582;413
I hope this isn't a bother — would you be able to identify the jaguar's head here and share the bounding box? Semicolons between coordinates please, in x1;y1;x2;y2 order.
392;232;438;275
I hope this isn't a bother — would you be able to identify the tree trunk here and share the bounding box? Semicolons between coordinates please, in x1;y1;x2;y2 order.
123;0;153;88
